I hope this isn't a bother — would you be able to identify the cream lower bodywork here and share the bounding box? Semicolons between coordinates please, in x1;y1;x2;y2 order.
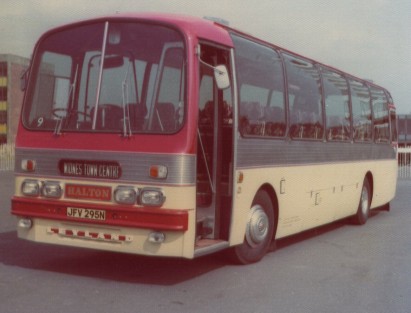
14;159;397;258
16;217;196;258
229;159;397;245
14;177;197;258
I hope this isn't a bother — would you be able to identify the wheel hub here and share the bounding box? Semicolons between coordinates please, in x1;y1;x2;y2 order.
245;205;269;247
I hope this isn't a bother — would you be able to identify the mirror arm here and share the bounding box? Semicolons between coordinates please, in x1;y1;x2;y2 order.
198;58;224;75
197;44;230;89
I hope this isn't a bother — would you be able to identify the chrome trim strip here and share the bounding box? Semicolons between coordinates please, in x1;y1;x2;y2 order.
236;138;396;168
15;148;196;185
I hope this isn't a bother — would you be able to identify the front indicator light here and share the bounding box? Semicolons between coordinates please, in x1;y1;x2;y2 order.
21;159;36;172
41;181;62;198
21;180;40;197
140;188;165;206
114;186;138;204
149;165;168;179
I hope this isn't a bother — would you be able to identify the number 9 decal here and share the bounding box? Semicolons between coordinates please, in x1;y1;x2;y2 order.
37;117;44;127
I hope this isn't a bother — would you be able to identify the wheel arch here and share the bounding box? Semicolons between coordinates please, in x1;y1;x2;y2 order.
258;183;279;240
365;171;374;206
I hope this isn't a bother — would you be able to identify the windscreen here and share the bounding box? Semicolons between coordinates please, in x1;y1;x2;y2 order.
23;21;186;134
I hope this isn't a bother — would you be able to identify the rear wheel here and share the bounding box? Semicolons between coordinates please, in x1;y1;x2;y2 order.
229;190;275;264
352;178;371;225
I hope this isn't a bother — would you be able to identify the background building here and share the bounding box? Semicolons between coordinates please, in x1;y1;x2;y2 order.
0;54;29;144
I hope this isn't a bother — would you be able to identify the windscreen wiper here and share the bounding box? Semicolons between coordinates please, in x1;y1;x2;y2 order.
54;64;79;136
121;60;132;137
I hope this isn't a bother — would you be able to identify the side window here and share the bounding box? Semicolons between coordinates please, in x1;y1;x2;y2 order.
239;84;269;136
386;91;398;143
284;54;323;140
31;52;72;124
198;45;233;127
390;109;398;143
199;74;214;124
370;87;389;143
232;35;286;137
322;68;350;141
349;79;372;142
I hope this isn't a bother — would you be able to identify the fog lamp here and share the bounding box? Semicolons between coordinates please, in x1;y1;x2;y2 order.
18;218;32;229
148;232;165;243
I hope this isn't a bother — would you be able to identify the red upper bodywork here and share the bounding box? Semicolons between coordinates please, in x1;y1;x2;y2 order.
16;13;234;155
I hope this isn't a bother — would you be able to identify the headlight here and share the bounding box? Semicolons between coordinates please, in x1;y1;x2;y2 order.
21;179;40;197
114;186;138;204
41;181;62;198
140;188;165;206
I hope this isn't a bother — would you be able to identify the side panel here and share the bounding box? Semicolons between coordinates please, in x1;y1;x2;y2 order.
229;137;397;245
230;159;397;244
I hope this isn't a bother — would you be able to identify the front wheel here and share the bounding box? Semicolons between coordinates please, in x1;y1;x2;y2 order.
229;190;275;264
352;179;371;225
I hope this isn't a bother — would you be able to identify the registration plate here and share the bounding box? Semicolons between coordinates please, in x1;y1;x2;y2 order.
67;207;106;221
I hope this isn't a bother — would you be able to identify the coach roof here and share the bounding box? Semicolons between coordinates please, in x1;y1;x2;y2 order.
47;13;234;48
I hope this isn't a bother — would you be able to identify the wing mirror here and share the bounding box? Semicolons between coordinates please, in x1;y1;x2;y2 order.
213;65;230;90
198;45;230;90
199;59;230;90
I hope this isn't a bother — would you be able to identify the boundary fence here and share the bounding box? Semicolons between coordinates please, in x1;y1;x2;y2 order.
0;143;14;171
398;146;411;179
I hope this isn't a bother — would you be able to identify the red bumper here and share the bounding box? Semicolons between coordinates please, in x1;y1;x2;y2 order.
12;197;189;231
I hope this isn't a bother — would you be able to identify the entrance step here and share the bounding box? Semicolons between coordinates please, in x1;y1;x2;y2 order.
194;239;229;257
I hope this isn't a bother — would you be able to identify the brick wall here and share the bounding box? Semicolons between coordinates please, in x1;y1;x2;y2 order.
0;54;29;144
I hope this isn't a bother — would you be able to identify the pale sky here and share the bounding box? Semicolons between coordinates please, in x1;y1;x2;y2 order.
1;0;410;113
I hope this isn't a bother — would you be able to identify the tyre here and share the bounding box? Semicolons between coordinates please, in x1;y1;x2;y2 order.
229;190;275;264
352;178;371;225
